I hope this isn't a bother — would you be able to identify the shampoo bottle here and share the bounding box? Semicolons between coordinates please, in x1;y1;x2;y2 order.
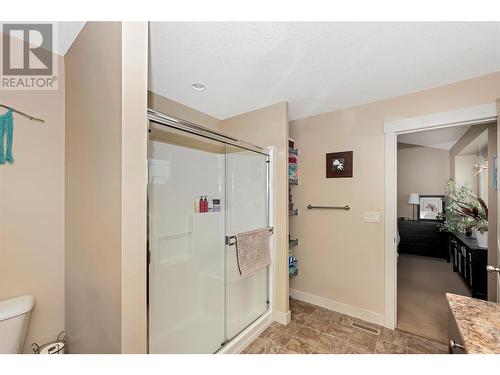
199;196;204;213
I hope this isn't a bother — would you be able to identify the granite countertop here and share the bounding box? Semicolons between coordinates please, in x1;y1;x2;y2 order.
446;293;500;354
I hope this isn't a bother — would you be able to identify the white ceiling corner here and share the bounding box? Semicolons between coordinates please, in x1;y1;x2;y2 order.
56;22;86;55
397;125;471;150
0;21;85;55
149;22;500;121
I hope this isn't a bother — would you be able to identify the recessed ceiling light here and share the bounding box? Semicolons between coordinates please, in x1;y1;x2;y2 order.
191;83;206;91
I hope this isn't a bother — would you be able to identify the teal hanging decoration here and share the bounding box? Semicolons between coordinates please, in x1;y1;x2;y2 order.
0;109;14;164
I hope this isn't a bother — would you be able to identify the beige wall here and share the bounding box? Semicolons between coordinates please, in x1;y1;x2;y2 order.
65;21;149;354
450;123;491;186
290;72;500;318
148;91;221;131
0;36;65;352
220;102;290;316
454;154;478;193
397;144;450;219
120;22;148;353
65;21;123;353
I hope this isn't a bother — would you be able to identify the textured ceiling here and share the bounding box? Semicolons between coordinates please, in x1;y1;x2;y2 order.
149;22;500;120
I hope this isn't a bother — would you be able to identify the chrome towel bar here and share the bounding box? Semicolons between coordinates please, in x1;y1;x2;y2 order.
225;227;274;246
307;204;350;211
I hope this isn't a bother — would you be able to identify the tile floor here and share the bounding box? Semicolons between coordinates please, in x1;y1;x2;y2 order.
242;298;449;354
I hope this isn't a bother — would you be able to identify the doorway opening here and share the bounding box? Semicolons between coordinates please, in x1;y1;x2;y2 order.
396;121;496;343
384;103;499;335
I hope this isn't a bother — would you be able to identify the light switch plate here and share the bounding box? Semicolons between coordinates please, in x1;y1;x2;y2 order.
364;211;381;223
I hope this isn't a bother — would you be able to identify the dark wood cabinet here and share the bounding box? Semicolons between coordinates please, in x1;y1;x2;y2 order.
448;232;487;300
398;220;447;259
398;221;488;300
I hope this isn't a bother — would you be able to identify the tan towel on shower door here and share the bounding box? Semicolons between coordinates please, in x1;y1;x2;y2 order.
235;228;271;278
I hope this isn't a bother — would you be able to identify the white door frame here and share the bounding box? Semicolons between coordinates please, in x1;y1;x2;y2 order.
383;103;498;329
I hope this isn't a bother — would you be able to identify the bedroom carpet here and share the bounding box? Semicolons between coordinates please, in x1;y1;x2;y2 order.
397;254;471;343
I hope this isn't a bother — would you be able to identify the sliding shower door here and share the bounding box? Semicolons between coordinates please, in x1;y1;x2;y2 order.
148;124;226;354
224;145;269;341
148;118;270;353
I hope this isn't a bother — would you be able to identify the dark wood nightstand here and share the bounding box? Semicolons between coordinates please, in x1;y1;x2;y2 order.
398;219;448;259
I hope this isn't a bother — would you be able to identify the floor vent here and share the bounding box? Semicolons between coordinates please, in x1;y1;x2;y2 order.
352;321;380;335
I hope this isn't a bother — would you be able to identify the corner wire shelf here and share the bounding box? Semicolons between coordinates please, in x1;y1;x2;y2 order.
289;143;299;279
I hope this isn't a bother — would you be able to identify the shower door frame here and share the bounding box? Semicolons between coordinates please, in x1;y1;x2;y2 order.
146;108;275;354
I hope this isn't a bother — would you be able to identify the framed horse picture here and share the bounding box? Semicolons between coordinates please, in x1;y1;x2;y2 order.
326;151;353;178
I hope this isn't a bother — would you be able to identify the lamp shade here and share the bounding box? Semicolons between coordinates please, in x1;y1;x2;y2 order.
408;193;420;205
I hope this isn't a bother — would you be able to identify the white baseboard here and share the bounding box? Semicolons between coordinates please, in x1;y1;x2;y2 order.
272;309;291;325
289;288;385;327
217;310;272;354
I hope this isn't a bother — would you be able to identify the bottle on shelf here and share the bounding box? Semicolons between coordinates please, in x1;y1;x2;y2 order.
199;195;205;213
203;196;209;212
213;199;221;212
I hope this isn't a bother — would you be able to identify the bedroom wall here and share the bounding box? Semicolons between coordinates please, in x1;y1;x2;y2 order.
450;123;491;189
397;144;450;219
454;154;479;194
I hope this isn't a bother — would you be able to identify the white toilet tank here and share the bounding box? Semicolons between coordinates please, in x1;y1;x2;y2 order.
0;295;35;354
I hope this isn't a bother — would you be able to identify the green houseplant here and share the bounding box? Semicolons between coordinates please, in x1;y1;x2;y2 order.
439;179;488;247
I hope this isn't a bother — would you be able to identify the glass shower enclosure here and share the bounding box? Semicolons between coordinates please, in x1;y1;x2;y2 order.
147;110;270;353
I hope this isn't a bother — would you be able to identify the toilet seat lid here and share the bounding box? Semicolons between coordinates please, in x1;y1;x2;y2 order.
0;295;35;321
